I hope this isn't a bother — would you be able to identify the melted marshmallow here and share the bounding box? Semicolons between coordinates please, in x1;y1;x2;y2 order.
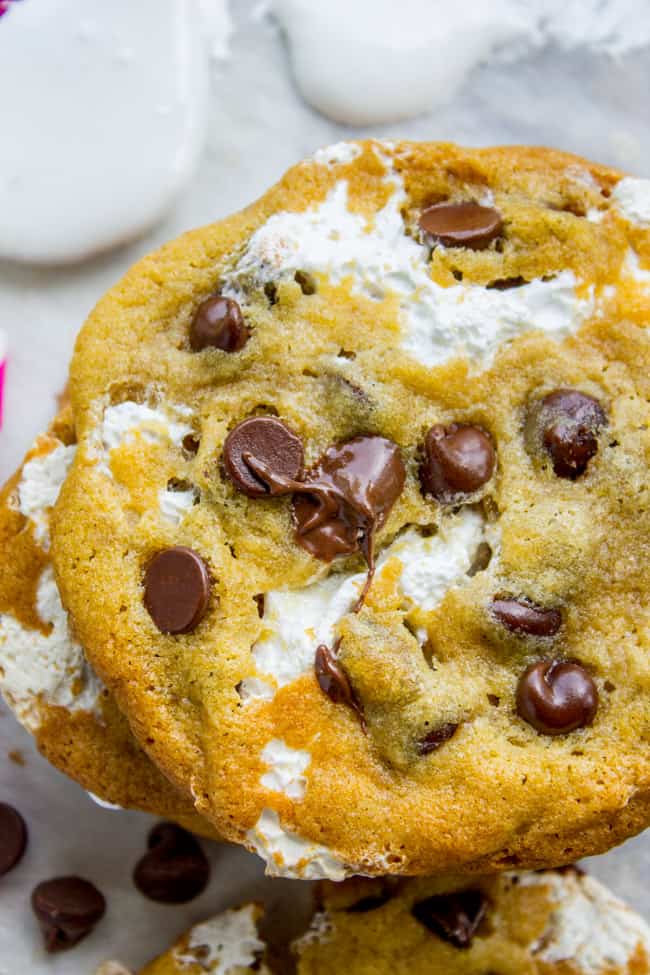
260;739;311;799
272;1;650;125
250;509;489;694
176;906;266;975
612;177;650;228
0;440;102;729
99;401;192;457
519;870;650;973
17;443;76;549
158;486;197;525
0;567;102;730
273;0;525;125
247;809;348;880
0;0;209;264
223;176;593;369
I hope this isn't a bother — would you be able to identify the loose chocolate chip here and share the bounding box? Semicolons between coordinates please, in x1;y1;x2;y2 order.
189;296;250;353
294;435;406;565
31;877;106;952
491;597;561;637
0;803;27;876
144;546;210;635
133;822;210;904
419;424;496;502
419;202;503;250
417;722;459;755
526;389;607;479
223;416;304;498
412;890;487;948
516;659;599;735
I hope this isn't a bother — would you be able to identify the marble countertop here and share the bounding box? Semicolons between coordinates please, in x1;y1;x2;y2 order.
1;2;649;971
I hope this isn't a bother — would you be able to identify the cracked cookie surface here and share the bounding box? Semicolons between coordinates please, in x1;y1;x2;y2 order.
52;141;650;875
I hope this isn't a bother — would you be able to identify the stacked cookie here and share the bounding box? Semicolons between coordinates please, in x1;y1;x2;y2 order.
2;140;650;966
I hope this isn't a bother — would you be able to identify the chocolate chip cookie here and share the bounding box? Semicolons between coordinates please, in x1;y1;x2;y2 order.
0;406;215;835
52;141;650;875
97;869;650;974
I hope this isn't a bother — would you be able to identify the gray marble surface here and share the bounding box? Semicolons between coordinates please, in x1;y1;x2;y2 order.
0;2;648;971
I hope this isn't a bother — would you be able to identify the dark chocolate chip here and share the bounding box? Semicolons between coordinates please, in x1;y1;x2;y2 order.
133;823;210;904
294;435;406;565
294;270;317;295
417;722;459;755
315;644;358;710
31;877;106;953
223;416;304;498
419;202;503;250
516;659;599;735
419;424;496;502
144;546;211;635
486;276;526;290
0;803;27;876
491;597;561;637
526;389;607;479
182;434;200;455
189;296;250;353
412;890;487;948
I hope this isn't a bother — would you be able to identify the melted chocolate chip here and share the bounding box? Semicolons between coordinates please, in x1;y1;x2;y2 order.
417;722;459;755
133;823;210;904
491;597;561;637
419;202;503;250
31;877;106;952
293;435;406;568
412;890;487;948
526;389;607;479
144;547;211;634
517;659;599;735
223;416;304;498
189;296;250;353
315;644;365;726
0;803;27;876
419;424;495;502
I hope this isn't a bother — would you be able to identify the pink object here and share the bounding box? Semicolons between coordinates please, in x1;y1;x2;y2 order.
0;332;6;431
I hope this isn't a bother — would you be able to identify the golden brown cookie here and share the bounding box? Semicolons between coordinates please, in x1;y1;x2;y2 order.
95;869;650;974
52;141;650;875
0;406;216;835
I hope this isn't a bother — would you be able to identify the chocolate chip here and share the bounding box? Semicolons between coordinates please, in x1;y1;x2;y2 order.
516;659;599;735
412;890;487;948
419;202;503;250
0;803;27;876
315;644;363;716
144;546;210;634
294;435;406;565
133;823;210;904
189;296;250;353
491;597;561;637
31;877;106;952
486;276;526;290
223;416;304;498
526;389;607;479
419;424;495;502
182;433;200;455
294;270;317;295
417;722;459;755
